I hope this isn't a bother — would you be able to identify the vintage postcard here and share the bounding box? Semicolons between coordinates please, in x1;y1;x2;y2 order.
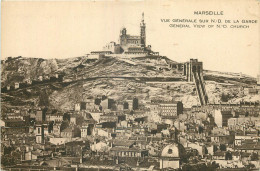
1;0;260;170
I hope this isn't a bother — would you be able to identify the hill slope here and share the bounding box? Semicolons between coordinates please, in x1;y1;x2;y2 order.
1;56;258;111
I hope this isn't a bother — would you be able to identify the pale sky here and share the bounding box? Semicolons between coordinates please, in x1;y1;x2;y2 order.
1;0;260;77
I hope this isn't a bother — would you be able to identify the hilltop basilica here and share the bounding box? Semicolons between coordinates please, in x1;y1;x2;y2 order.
90;13;159;58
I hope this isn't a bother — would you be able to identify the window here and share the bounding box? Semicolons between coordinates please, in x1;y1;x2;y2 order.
168;149;173;154
38;128;40;134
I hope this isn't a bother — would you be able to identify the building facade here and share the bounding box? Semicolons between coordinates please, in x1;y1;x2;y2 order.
36;125;44;144
89;13;159;57
150;100;183;118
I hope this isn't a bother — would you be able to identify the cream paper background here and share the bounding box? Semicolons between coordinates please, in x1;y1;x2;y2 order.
1;0;260;77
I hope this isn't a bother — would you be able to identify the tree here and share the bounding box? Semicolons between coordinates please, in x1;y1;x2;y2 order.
1;154;15;166
220;144;226;151
48;121;54;133
101;95;107;100
60;120;70;131
250;152;259;161
133;98;138;110
63;112;70;121
213;145;218;152
76;115;85;126
198;126;203;134
95;98;101;105
123;102;129;109
207;161;220;171
220;93;230;102
225;151;232;160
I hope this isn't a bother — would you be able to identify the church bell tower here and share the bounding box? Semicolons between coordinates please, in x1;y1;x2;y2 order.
36;124;44;144
140;12;146;47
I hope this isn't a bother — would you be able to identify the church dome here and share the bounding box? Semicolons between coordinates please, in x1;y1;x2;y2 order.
161;143;186;158
161;143;180;158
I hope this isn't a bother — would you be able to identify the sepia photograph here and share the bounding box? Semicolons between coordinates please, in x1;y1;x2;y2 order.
1;0;260;170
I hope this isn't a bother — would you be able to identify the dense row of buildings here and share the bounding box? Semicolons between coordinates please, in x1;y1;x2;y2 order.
1;89;260;170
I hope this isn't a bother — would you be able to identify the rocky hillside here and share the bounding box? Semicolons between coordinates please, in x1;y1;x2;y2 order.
1;56;182;86
1;55;258;111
